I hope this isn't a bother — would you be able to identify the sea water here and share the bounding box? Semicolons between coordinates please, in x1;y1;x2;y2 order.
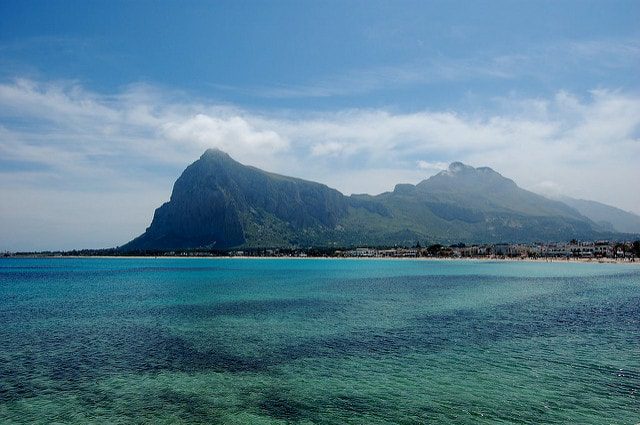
0;258;638;424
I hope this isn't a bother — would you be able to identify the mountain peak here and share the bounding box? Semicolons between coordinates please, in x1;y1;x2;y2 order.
201;147;231;160
445;162;497;175
197;148;239;169
439;162;502;178
448;161;472;173
418;160;518;194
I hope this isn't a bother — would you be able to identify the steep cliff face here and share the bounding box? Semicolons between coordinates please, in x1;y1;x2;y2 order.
122;149;349;250
122;150;616;251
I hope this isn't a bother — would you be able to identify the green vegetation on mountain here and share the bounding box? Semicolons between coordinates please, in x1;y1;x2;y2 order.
121;149;623;251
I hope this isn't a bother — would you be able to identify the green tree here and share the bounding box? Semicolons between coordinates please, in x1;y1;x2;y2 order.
427;244;443;256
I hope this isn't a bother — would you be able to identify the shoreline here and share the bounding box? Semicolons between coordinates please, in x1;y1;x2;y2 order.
3;255;638;265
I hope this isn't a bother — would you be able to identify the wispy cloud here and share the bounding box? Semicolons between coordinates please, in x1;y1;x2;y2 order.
212;37;639;99
1;77;639;250
417;160;448;172
212;65;434;99
213;59;512;99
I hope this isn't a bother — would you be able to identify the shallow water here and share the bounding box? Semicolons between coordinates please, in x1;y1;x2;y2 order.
0;258;638;424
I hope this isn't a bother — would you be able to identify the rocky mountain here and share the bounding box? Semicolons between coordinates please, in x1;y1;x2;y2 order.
122;149;348;250
121;149;621;251
559;196;640;234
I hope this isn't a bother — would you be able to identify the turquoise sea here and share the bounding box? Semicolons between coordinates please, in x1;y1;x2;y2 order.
0;258;638;424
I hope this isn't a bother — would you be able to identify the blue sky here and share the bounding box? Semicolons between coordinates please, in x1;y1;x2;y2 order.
2;1;637;109
1;1;639;250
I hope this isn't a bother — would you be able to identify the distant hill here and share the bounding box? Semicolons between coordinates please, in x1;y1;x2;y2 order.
121;149;619;251
559;196;640;234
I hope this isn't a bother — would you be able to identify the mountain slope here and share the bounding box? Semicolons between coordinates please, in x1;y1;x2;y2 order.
559;196;640;234
123;149;348;250
416;162;584;219
337;162;599;246
122;150;612;251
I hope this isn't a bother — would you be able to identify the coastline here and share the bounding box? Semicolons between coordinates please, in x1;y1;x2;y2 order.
4;255;638;265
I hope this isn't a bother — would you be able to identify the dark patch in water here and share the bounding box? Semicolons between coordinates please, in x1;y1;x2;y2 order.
0;322;269;401
0;377;42;403
2;290;638;403
258;391;312;421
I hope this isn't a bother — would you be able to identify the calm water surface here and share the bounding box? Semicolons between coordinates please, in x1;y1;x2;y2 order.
0;258;638;424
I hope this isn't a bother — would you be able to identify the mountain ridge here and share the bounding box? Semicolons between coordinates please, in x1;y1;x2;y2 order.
559;196;640;234
121;150;631;251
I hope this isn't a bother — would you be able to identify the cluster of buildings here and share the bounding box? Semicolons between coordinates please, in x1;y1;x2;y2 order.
337;240;638;260
5;240;637;260
337;247;420;258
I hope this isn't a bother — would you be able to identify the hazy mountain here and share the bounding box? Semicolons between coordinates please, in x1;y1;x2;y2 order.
122;150;614;251
559;196;640;234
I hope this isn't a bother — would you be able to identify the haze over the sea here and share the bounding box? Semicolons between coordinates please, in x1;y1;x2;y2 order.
1;1;639;251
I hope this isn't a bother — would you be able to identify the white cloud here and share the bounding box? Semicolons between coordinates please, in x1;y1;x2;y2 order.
161;113;289;161
311;141;345;157
417;160;448;171
1;78;639;250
